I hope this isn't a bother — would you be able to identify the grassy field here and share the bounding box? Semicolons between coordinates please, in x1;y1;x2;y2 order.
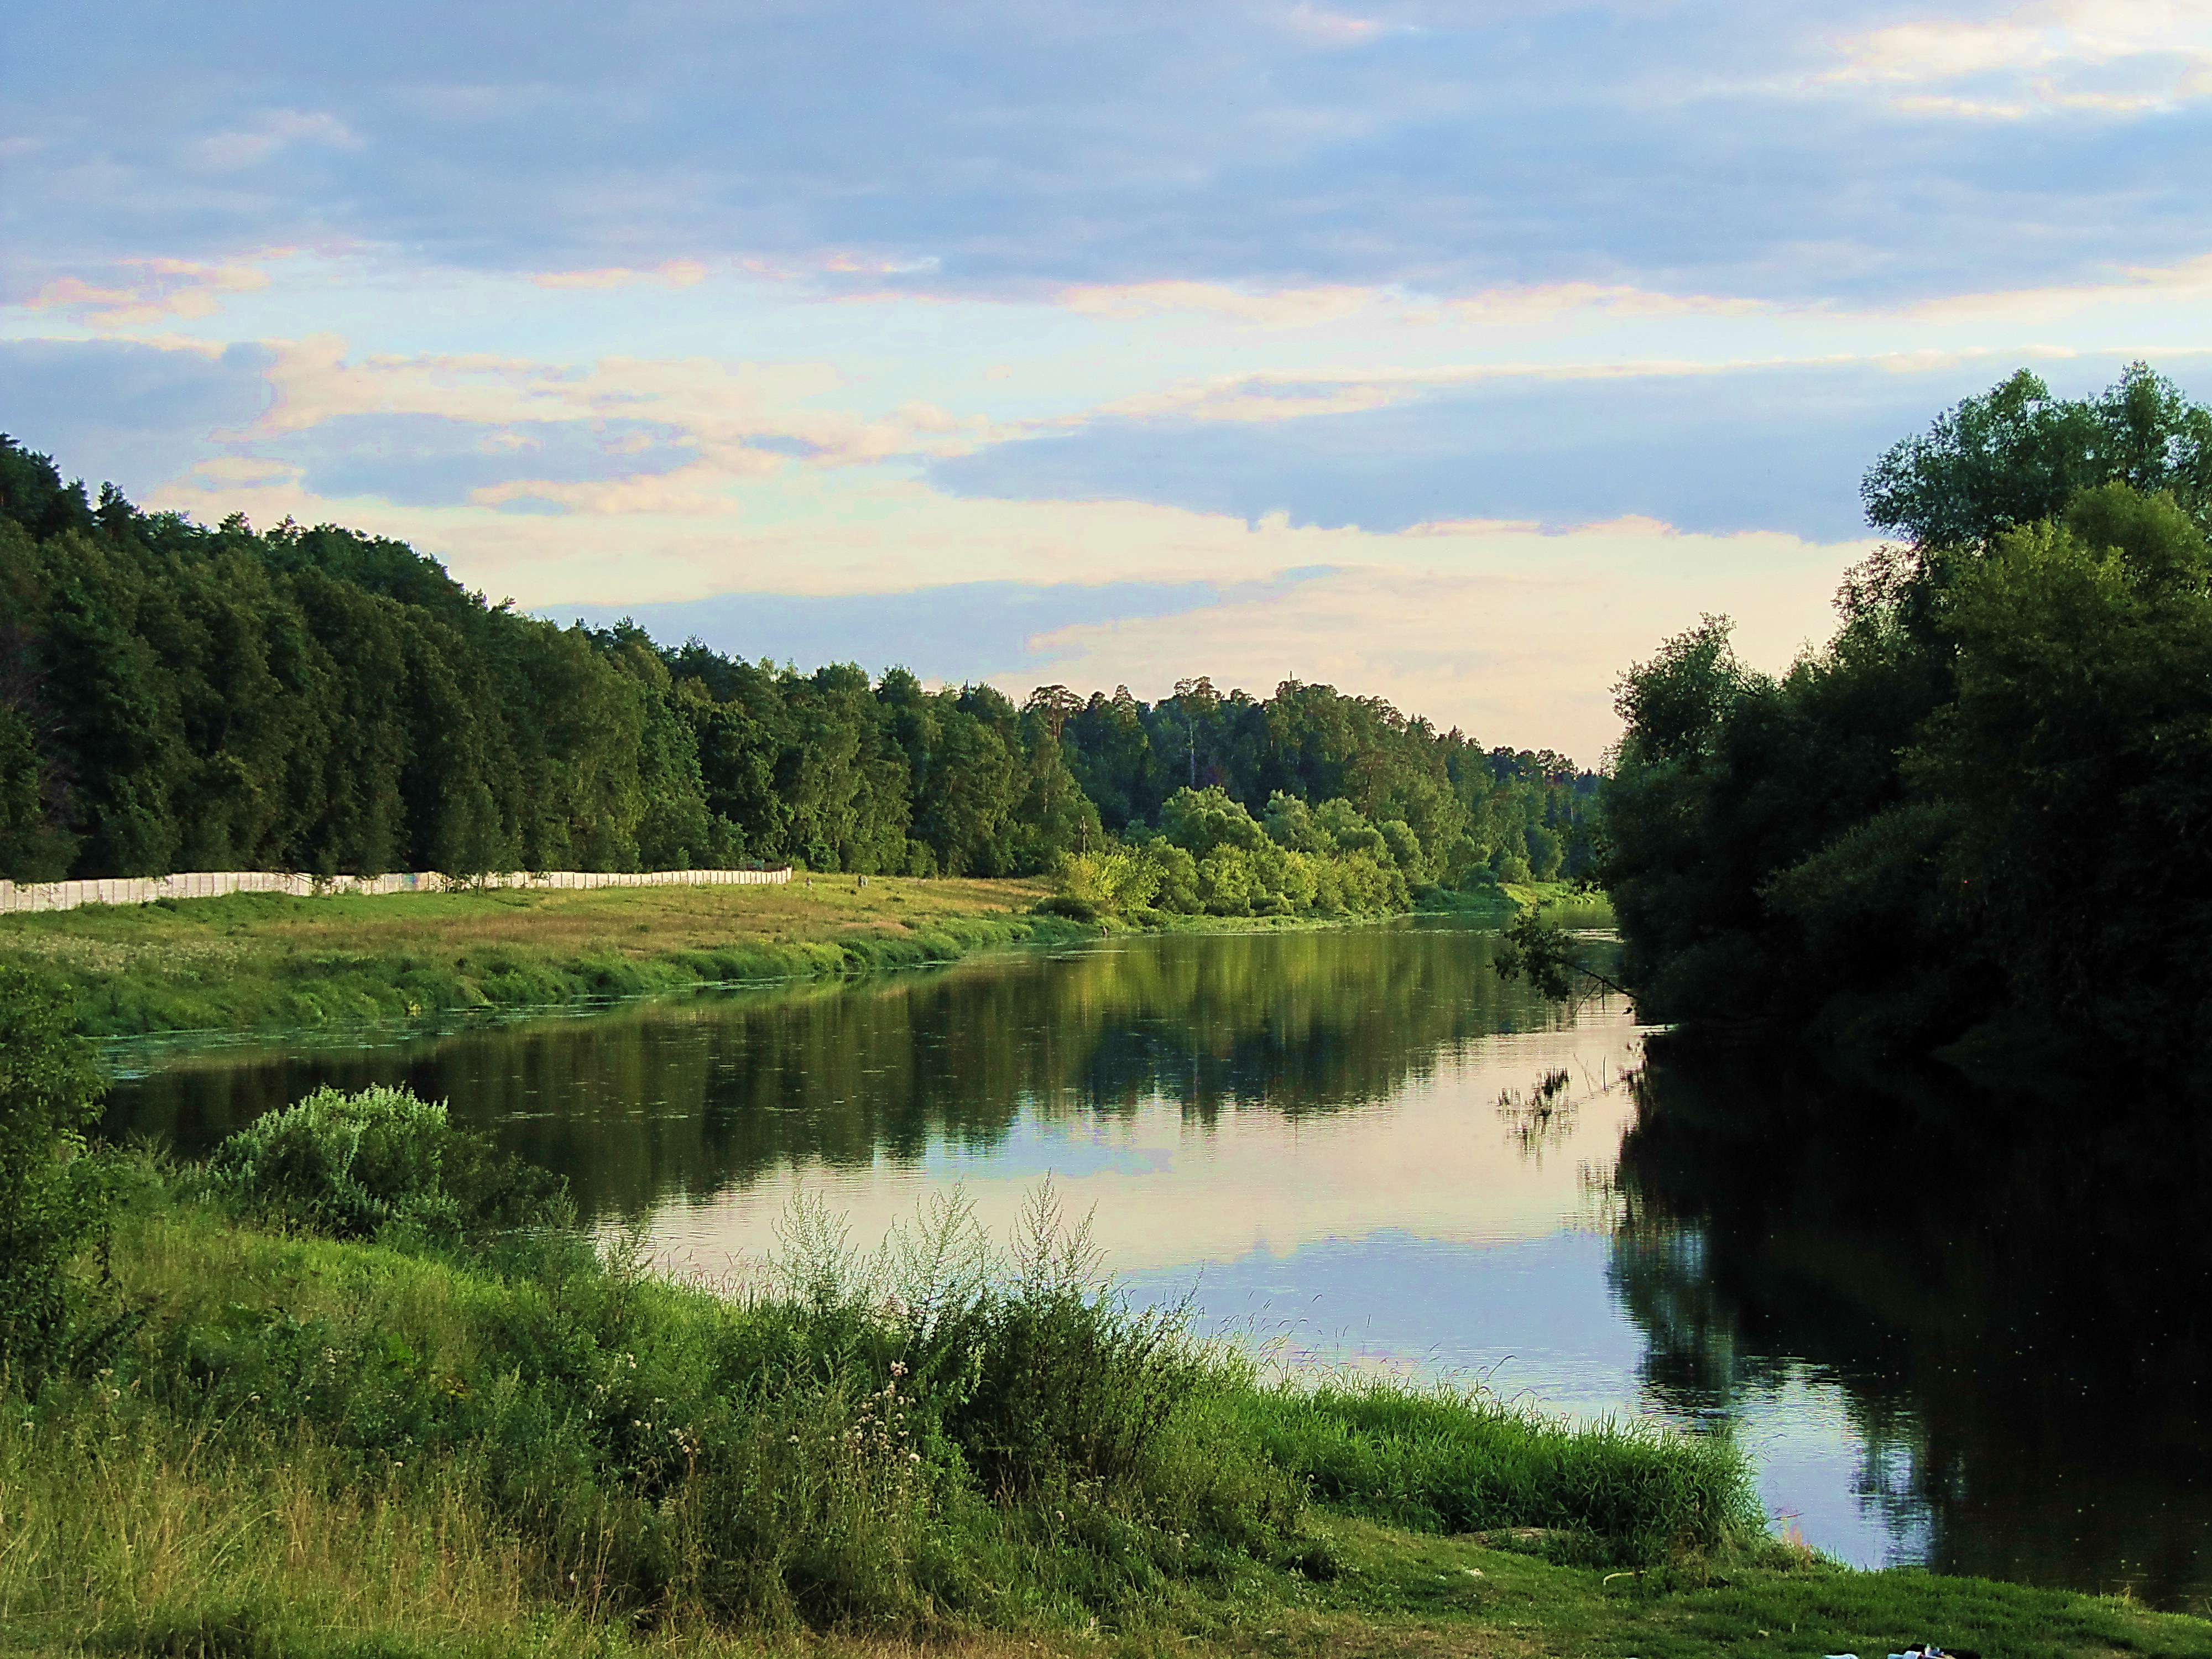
0;873;1600;1040
0;875;1071;1036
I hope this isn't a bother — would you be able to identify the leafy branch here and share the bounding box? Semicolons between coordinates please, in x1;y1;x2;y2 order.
1491;903;1630;1005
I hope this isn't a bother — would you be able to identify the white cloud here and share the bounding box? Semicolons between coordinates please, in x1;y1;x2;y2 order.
1824;1;2212;114
191;109;362;169
24;254;286;328
243;335;992;470
1277;3;1396;48
529;260;709;290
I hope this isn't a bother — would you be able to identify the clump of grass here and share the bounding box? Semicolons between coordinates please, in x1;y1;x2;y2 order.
1230;1373;1761;1566
45;1123;1297;1635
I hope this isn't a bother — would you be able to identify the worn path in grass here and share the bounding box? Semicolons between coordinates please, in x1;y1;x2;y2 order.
0;875;1070;1036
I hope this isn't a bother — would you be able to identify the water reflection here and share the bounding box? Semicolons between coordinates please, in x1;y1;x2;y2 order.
101;923;1612;1228
97;922;2212;1607
1613;1042;2212;1604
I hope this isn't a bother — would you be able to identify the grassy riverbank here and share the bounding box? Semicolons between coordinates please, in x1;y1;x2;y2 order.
12;1172;2203;1659
7;1083;2204;1659
0;874;1597;1040
0;876;1071;1037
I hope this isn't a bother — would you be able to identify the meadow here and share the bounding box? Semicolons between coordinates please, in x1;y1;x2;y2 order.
0;878;1068;1037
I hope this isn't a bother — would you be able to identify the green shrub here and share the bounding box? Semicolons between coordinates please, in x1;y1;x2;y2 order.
0;965;110;1375
950;1190;1210;1499
199;1085;565;1241
1033;894;1100;922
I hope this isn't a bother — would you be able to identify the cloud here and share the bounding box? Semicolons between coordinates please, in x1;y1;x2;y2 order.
1276;4;1398;49
552;576;1313;680
24;254;284;327
1823;1;2212;115
530;259;708;290
8;0;2212;309
241;411;704;507
938;356;2207;541
0;335;274;491
192;109;361;170
243;336;987;471
1902;252;2212;324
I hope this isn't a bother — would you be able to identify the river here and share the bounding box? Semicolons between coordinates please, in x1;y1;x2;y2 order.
99;916;2212;1606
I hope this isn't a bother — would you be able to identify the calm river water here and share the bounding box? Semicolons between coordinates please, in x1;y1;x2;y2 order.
100;919;2212;1606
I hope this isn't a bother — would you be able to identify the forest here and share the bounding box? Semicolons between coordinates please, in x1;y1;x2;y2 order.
0;437;1593;915
1598;363;2212;1066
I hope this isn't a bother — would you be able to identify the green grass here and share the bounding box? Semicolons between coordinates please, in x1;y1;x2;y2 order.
0;873;1609;1043
0;877;1077;1037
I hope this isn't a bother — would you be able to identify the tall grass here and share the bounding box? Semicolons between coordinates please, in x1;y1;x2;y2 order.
1230;1375;1761;1566
2;1086;1763;1651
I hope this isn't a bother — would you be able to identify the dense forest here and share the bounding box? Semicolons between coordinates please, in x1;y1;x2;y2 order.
0;437;1592;913
1599;363;2212;1065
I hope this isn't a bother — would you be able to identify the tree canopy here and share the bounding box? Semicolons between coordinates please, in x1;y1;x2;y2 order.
0;436;1595;914
1604;362;2212;1065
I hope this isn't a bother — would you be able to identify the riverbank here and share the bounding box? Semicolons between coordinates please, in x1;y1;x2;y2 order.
0;875;1074;1037
0;873;1599;1041
9;1097;2200;1659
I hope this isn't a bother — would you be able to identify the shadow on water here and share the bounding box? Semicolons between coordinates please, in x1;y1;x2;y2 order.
1611;1037;2212;1606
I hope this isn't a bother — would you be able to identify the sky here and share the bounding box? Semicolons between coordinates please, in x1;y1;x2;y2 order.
7;1;2212;763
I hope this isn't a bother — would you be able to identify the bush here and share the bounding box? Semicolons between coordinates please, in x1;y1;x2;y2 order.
1033;894;1100;922
950;1190;1211;1498
0;965;109;1375
199;1084;565;1241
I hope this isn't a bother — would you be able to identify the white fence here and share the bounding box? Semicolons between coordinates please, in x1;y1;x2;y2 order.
0;865;792;916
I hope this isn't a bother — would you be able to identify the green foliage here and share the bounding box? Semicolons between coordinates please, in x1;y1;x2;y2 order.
1602;363;2212;1060
1492;902;1625;1004
1058;676;1600;886
0;964;109;1373
199;1084;566;1240
1058;789;1412;921
3;436;1597;896
1864;362;2212;554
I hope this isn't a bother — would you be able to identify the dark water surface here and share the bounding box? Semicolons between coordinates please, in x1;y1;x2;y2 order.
101;919;2212;1606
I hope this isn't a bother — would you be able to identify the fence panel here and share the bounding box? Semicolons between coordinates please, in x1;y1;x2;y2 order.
0;865;793;916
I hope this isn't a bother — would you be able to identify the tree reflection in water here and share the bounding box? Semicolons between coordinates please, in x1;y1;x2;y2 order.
1609;1040;2212;1606
100;920;1572;1217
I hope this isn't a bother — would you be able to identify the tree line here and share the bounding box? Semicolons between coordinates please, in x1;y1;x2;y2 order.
1597;363;2212;1065
0;437;1593;911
